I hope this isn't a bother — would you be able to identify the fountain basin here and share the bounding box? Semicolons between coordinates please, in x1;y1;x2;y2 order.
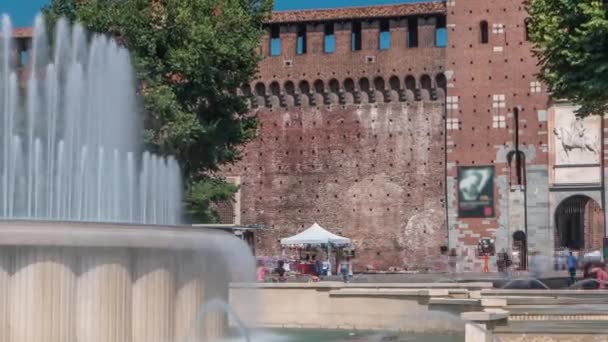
0;220;246;342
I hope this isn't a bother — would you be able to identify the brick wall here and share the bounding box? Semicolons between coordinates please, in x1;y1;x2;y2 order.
226;6;449;271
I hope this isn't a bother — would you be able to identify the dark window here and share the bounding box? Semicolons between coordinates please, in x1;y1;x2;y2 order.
480;21;489;44
351;21;362;51
524;18;531;41
270;25;281;56
324;23;335;53
297;25;307;54
379;20;390;50
407;18;418;48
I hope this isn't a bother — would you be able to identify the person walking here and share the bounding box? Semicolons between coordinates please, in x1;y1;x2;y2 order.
340;257;350;283
566;251;577;285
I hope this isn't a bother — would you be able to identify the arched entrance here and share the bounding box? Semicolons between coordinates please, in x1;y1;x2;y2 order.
554;195;604;253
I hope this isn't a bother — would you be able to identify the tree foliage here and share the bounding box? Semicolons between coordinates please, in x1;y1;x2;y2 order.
527;0;608;116
44;0;272;222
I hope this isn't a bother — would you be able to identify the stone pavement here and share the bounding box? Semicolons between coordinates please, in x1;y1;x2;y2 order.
319;270;575;288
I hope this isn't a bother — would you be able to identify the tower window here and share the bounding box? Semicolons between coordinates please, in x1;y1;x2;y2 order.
352;21;362;51
435;16;447;47
480;21;489;44
270;25;281;56
324;23;335;54
297;25;307;55
379;20;391;50
407;18;418;48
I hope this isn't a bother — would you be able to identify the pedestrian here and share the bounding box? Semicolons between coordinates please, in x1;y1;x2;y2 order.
594;263;607;289
448;248;457;274
256;260;266;282
566;251;577;285
497;249;512;279
529;251;542;279
340;257;350;283
273;260;287;282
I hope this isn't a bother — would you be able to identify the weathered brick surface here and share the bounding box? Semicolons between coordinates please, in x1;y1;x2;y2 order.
226;102;447;271
223;9;449;271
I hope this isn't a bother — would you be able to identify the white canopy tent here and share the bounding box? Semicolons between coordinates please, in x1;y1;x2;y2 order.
280;223;351;276
280;223;351;247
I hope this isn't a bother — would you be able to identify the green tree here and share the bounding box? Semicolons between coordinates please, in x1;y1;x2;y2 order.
44;0;272;222
527;0;608;116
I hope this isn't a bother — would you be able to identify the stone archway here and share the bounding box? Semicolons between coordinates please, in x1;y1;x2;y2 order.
554;195;604;253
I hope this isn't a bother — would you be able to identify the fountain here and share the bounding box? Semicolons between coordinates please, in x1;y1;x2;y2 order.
0;14;254;342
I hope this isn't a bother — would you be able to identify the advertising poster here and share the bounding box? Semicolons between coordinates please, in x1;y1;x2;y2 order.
458;166;494;218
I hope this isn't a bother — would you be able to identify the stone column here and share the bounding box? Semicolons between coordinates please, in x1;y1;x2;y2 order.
132;249;176;342
76;248;131;342
203;254;229;341
0;248;11;342
10;246;77;342
174;251;206;342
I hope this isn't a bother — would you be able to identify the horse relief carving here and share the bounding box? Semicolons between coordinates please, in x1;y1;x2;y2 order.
553;119;599;160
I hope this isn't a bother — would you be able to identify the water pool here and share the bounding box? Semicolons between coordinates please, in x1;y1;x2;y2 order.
225;329;464;342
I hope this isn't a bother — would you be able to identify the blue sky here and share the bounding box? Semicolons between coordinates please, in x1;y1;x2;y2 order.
2;0;432;27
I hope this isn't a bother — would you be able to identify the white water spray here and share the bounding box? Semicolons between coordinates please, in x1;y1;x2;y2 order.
0;15;181;224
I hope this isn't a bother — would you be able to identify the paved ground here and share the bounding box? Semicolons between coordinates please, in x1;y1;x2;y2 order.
317;271;576;288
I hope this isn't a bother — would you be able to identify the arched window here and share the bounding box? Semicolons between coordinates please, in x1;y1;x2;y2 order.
420;74;432;91
344;78;355;93
299;80;310;94
480;21;489;44
524;18;531;41
435;73;447;91
373;76;385;91
269;81;280;96
405;75;416;91
329;79;340;93
313;79;325;94
254;82;266;96
389;76;400;91
359;77;370;91
284;81;295;95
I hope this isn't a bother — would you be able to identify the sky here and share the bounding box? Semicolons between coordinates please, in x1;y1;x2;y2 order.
1;0;433;27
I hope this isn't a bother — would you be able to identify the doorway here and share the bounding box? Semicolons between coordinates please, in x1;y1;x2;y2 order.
554;195;604;253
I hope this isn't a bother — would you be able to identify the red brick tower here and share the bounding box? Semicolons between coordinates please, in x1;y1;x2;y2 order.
445;0;551;271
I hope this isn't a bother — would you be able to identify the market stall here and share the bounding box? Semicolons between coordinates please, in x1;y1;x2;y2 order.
280;223;351;276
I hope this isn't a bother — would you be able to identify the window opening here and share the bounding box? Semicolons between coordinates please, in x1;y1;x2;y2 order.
297;25;307;54
480;21;489;44
407;18;418;47
270;25;281;56
435;16;447;47
324;23;335;53
352;21;362;51
379;20;391;50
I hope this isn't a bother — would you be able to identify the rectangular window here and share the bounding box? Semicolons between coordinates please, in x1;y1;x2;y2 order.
270;25;281;56
351;21;362;51
435;16;447;47
324;23;335;54
379;20;390;50
296;25;307;55
407;18;418;48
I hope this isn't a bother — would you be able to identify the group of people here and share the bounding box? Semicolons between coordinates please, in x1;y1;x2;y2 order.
256;257;352;283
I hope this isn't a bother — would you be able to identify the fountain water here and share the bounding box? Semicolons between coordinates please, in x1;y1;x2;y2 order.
0;14;181;224
0;13;259;342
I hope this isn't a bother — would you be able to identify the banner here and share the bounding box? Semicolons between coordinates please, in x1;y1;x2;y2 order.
458;166;494;218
